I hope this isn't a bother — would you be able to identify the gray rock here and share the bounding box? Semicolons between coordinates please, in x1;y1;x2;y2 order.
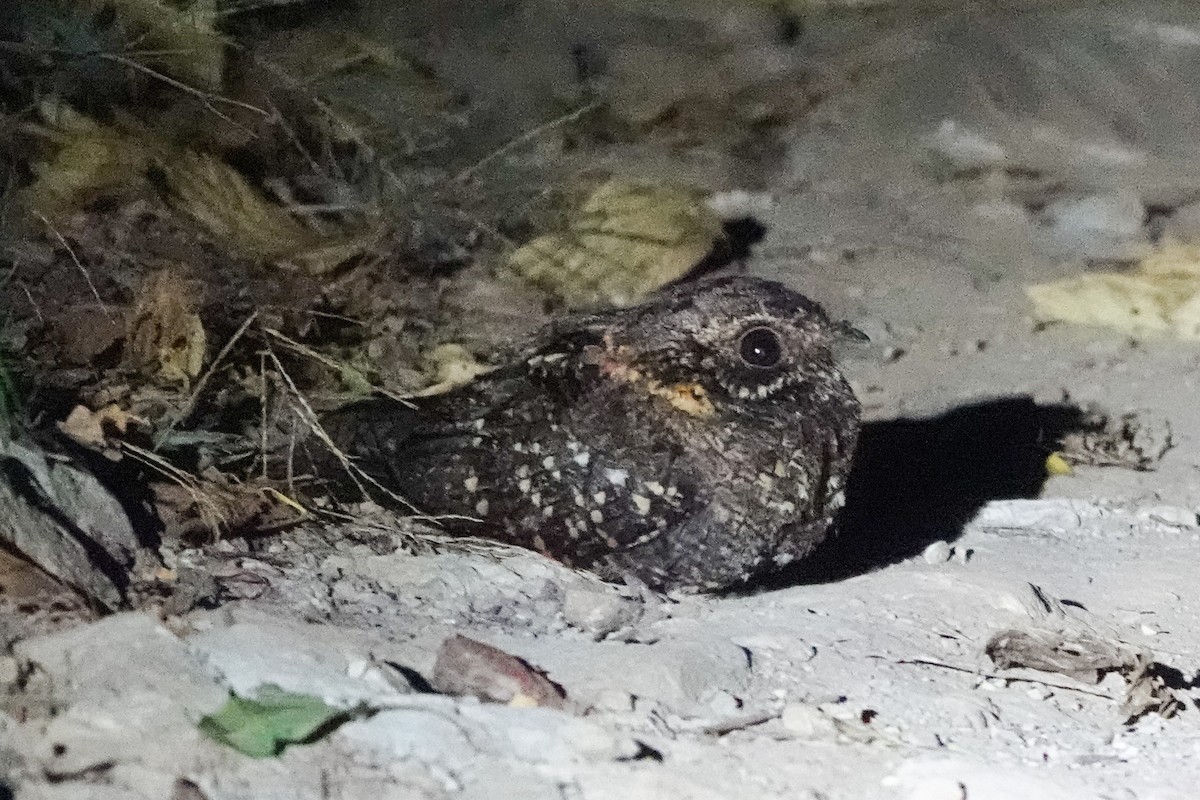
562;585;642;638
339;695;639;768
487;633;752;712
187;617;411;707
1039;191;1149;260
12;614;226;797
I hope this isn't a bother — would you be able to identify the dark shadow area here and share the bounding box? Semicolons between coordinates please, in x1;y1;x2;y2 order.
691;217;768;277
763;396;1092;589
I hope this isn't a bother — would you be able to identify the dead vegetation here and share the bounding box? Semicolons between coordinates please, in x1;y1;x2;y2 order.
0;0;779;612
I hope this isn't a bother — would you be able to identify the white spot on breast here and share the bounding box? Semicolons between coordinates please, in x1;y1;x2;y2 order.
774;460;787;477
531;492;541;507
463;475;479;493
543;505;555;517
475;498;489;516
474;419;485;431
590;509;604;524
551;470;562;480
829;489;846;510
574;493;586;507
593;491;606;505
471;437;482;447
542;456;556;470
518;478;532;493
516;465;530;479
632;494;651;515
513;442;525;453
573;451;591;467
645;481;665;496
605;468;629;487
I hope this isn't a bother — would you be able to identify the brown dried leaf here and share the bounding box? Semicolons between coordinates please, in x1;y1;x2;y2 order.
1058;410;1173;471
96;0;225;91
124;270;207;386
1120;655;1185;724
152;478;304;544
165;152;374;272
57;404;146;457
987;626;1185;724
430;634;567;709
985;627;1135;684
166;152;313;262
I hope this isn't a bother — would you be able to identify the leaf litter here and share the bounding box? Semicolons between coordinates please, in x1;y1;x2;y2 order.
0;0;741;619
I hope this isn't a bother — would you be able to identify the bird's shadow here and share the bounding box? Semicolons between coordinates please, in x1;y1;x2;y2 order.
762;396;1090;589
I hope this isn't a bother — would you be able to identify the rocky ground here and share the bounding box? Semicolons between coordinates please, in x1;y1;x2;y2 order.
8;2;1200;798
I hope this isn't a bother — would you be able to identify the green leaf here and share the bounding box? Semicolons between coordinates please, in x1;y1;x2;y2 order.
198;686;357;758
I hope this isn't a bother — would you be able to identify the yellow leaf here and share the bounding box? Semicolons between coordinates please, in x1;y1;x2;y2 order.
24;103;158;221
1027;244;1200;340
509;180;723;308
124;271;207;386
1045;452;1074;477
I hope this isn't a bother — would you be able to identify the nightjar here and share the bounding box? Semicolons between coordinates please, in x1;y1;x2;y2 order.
314;276;862;591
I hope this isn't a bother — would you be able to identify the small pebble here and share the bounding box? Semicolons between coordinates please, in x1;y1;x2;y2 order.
705;689;742;716
922;541;953;565
780;703;838;740
594;689;636;713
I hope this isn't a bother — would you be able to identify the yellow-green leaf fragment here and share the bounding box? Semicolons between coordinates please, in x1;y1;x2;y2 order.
509;180;724;308
1027;243;1200;340
198;686;354;758
1044;452;1074;477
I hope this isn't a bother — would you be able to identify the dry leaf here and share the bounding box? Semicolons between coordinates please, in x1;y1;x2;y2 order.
429;634;567;709
166;152;314;262
124;270;207;386
25;103;157;221
414;343;494;396
1027;243;1200;339
509;180;723;308
1044;452;1074;476
153;479;303;543
0;437;139;610
57;404;145;453
91;0;225;90
166;152;373;271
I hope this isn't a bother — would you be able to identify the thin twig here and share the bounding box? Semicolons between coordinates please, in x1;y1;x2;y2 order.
260;327;413;406
156;311;258;449
18;283;43;323
259;351;269;481
35;212;112;319
264;346;421;513
121;441;227;534
893;657;1118;700
100;53;269;126
453;100;602;184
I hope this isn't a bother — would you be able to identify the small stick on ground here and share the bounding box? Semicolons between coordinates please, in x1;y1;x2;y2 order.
264;346;421;514
156;310;258;449
35;213;112;319
892;657;1118;700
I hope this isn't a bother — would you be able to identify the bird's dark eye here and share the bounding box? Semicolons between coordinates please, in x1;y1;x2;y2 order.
737;326;783;368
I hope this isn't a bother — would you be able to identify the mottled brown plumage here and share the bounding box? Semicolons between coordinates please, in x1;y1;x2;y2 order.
316;276;862;591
